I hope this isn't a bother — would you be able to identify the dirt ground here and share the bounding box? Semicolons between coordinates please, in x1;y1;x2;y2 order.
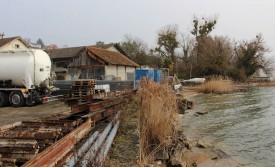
0;101;71;126
107;97;140;167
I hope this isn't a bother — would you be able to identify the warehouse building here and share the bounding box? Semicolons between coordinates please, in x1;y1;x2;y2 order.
46;45;139;81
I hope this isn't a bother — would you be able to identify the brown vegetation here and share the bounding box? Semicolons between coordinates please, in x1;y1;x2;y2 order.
195;76;234;94
137;79;178;164
250;78;275;87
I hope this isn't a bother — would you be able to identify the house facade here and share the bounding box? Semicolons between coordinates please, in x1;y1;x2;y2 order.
0;36;30;50
46;45;139;81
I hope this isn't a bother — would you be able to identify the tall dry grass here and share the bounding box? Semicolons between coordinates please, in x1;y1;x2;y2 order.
251;78;275;86
137;79;178;164
195;76;234;94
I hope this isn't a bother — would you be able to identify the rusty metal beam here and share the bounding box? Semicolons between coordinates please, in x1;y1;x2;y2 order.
15;125;74;133
71;103;89;113
0;153;35;163
0;122;22;132
0;139;38;149
23;119;93;167
88;97;125;112
0;128;62;140
12;126;62;132
0;147;39;154
22;120;77;127
0;158;17;166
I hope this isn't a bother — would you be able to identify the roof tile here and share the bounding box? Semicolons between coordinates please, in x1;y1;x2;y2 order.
0;37;19;47
86;46;139;67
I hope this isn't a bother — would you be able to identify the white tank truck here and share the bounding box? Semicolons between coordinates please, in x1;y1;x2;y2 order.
0;49;52;107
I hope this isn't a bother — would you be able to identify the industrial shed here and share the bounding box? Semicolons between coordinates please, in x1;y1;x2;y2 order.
46;46;139;80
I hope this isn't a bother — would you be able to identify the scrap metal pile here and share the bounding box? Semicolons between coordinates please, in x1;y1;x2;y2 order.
0;115;84;166
0;79;131;167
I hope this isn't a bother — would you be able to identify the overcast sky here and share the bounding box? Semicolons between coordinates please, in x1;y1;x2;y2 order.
1;0;274;55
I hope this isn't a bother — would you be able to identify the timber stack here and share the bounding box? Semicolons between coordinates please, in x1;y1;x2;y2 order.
71;79;96;102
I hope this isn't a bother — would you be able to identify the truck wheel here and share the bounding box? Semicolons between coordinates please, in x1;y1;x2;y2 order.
0;91;9;107
9;91;26;107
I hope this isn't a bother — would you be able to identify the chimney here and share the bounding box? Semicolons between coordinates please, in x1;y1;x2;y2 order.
0;33;4;39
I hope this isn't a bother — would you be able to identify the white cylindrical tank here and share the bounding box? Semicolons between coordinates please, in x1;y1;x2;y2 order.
0;49;51;89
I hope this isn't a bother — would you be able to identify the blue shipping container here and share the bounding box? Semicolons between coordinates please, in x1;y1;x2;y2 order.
153;70;162;83
135;69;154;81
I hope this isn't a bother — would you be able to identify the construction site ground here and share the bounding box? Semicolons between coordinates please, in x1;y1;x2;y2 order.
0;101;71;126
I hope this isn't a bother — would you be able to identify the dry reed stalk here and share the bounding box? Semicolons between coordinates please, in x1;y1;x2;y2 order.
195;76;234;94
251;78;275;86
137;79;178;164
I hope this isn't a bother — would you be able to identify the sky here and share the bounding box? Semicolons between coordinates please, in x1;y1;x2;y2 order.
1;0;275;56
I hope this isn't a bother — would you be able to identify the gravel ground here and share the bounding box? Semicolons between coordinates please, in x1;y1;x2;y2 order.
107;97;140;167
0;101;71;126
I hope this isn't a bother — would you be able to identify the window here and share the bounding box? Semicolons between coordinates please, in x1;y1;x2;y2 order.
56;62;66;67
14;44;20;49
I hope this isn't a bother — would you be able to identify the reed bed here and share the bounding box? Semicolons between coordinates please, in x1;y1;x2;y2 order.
251;78;275;86
195;76;234;94
137;79;178;164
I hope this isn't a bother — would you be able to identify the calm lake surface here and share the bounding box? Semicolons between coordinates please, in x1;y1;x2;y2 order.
181;87;275;167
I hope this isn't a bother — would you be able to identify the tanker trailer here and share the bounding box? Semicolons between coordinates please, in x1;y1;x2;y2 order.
0;49;52;107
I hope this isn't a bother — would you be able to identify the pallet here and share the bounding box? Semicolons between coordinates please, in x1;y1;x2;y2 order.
71;85;95;89
72;90;94;94
70;79;96;103
72;79;96;86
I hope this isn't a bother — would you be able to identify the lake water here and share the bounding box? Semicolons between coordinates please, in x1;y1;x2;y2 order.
181;87;275;167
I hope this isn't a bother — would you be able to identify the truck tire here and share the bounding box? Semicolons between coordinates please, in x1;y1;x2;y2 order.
9;91;26;107
0;91;9;107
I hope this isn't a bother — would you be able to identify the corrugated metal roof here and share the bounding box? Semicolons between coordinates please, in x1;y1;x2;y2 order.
46;46;84;59
86;46;139;67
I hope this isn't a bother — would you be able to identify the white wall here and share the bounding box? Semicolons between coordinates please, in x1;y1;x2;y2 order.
105;65;136;80
105;65;117;80
117;66;126;80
